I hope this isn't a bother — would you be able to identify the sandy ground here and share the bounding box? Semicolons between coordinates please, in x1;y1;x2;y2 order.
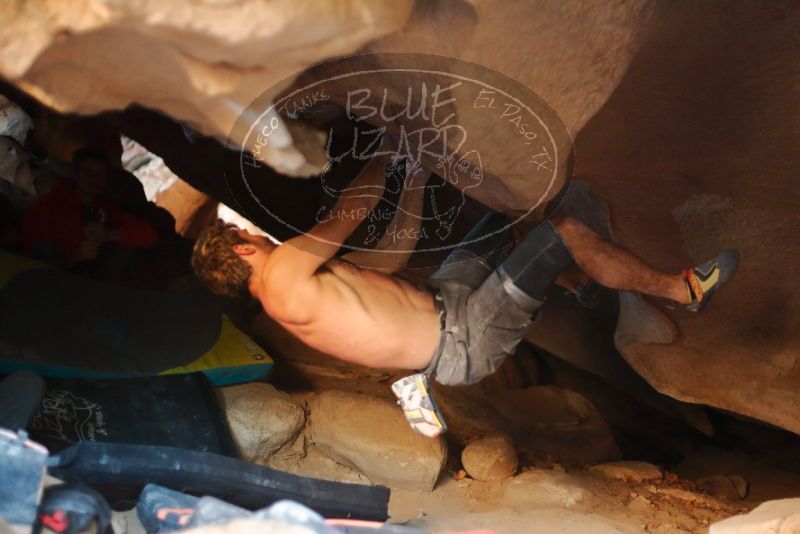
389;471;742;534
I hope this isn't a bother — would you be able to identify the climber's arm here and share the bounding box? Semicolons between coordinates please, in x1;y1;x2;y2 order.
341;166;431;273
261;154;389;295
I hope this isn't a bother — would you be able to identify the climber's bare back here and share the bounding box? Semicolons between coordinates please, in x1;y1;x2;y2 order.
255;245;441;371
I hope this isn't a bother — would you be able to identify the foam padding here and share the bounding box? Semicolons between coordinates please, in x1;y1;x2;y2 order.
0;250;272;385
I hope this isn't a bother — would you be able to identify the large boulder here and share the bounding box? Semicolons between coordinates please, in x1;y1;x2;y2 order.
307;390;446;492
0;0;414;175
575;1;800;434
360;0;655;213
710;498;800;534
0;0;654;203
219;383;305;463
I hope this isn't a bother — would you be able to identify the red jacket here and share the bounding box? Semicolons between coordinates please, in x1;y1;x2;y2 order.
22;180;158;267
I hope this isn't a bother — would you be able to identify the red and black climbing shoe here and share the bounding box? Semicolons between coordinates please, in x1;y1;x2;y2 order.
682;250;740;312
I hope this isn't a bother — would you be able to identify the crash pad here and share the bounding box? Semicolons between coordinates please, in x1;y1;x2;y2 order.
27;374;236;455
0;250;272;385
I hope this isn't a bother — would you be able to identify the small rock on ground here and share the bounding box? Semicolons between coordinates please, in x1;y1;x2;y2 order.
220;383;305;463
504;469;593;508
461;434;518;481
590;461;663;483
308;390;446;492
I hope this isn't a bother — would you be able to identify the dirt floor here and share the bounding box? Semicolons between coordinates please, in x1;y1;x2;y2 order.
389;443;800;533
391;476;733;534
392;433;800;533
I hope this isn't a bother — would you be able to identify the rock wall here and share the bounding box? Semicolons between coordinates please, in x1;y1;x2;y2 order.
368;0;655;139
573;2;800;434
0;0;414;175
0;0;654;205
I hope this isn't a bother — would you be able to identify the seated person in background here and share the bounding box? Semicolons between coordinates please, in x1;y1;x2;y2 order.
107;156;178;240
21;147;158;279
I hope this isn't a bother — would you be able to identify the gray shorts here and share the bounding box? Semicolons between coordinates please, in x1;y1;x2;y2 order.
423;220;568;386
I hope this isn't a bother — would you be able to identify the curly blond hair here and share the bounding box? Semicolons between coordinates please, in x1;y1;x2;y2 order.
192;220;252;297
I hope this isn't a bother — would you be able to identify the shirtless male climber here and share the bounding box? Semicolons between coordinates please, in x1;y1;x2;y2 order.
192;153;739;437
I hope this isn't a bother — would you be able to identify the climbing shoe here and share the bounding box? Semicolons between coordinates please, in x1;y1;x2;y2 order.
35;484;112;534
390;374;447;438
137;484;200;533
682;250;740;312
